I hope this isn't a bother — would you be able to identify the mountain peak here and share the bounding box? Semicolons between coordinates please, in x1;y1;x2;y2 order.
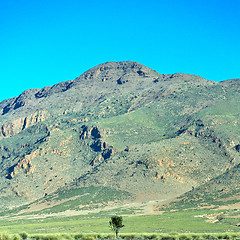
75;61;161;83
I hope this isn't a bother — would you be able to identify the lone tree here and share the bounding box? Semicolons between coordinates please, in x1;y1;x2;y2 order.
109;215;124;238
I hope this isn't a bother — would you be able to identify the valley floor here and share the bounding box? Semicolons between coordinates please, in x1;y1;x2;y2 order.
0;199;239;234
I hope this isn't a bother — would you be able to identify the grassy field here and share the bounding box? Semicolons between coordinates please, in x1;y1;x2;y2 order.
0;209;239;234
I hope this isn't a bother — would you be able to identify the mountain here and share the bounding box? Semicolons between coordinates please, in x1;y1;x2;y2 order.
158;162;240;211
0;61;239;213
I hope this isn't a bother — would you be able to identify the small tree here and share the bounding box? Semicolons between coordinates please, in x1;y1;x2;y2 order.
109;215;124;238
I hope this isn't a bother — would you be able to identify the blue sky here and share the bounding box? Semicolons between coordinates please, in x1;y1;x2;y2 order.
0;0;240;101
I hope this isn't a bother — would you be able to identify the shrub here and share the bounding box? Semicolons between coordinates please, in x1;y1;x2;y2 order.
135;236;145;240
12;235;21;240
82;235;95;240
31;234;42;240
74;234;84;240
122;234;137;240
60;234;74;240
42;235;60;240
19;233;28;240
190;234;201;240
178;234;192;240
160;235;177;240
0;233;11;240
148;234;158;239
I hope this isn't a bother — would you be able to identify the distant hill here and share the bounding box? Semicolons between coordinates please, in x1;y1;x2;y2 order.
0;61;239;213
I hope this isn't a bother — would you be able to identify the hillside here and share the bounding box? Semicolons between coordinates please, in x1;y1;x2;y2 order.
0;61;239;213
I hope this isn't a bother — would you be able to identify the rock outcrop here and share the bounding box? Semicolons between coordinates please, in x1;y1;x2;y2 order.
0;110;48;137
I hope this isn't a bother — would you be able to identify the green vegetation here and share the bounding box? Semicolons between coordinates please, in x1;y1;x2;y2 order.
0;186;132;217
0;210;239;234
1;232;240;240
34;186;132;214
109;216;124;238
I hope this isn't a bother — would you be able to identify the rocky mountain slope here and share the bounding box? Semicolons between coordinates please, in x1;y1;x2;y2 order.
0;61;239;211
162;163;240;210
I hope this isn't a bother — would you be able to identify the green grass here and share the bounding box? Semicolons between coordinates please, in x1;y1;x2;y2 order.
0;210;239;234
198;97;240;139
1;186;133;217
95;102;182;150
1;232;240;240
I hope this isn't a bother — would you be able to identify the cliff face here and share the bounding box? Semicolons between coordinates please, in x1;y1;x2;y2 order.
0;61;239;209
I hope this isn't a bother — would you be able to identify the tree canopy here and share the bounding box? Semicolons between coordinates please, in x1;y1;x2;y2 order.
109;216;124;238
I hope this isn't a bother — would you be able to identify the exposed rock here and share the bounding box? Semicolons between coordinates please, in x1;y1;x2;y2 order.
0;110;48;137
35;80;74;98
90;139;107;152
90;127;101;139
90;155;103;166
117;77;128;85
1;118;25;137
195;119;204;127
6;158;35;179
102;148;113;160
235;144;240;152
2;89;40;115
137;70;147;77
22;110;48;131
79;125;89;140
80;125;102;140
35;86;52;98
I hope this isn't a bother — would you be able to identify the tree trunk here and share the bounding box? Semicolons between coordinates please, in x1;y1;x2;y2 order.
116;229;119;238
